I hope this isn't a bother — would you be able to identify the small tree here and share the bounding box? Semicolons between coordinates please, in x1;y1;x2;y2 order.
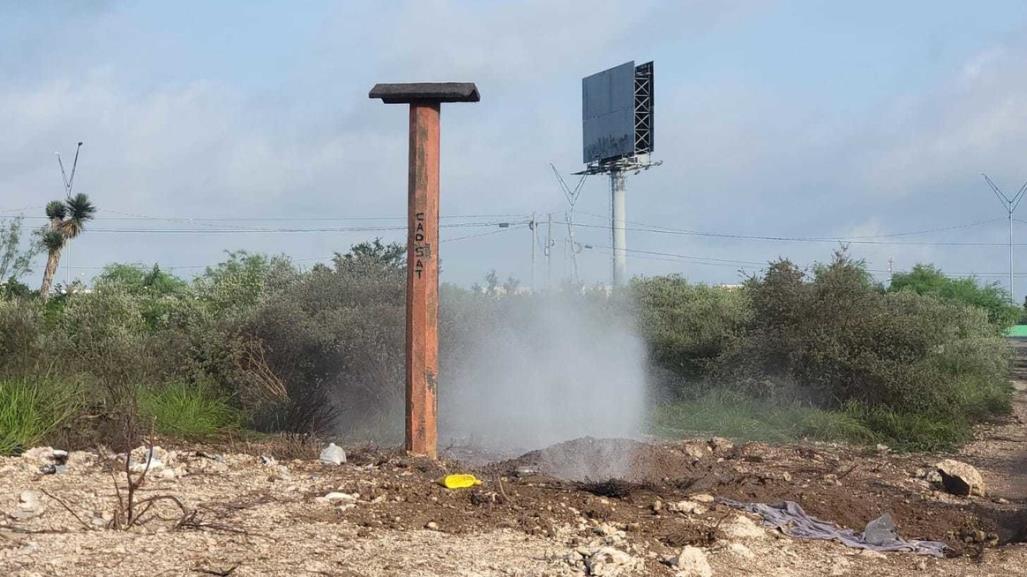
0;217;42;291
39;194;96;301
890;264;1020;330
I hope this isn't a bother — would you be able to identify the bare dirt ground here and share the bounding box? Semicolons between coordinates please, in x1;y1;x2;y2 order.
959;339;1027;501
2;355;1026;576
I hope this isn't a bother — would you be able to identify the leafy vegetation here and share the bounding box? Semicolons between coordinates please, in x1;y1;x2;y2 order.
0;241;1016;454
651;392;877;445
889;264;1020;330
0;378;81;455
138;382;240;438
633;275;750;383
0;217;41;286
645;251;1012;450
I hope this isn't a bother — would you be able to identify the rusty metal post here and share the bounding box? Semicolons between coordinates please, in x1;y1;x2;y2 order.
370;82;479;459
406;102;440;457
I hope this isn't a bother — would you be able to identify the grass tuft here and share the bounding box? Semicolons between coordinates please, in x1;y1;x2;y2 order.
138;382;240;438
649;390;976;451
0;378;81;455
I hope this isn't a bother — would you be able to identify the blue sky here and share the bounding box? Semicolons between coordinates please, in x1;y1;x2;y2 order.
4;1;1027;297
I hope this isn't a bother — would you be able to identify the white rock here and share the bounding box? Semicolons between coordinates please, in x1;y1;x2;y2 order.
726;542;754;559
682;442;711;461
709;437;734;453
689;493;715;503
829;556;850;576
585;546;643;577
319;443;346;466
21;447;54;463
129;457;164;474
128;446;168;473
270;464;292;481
668;500;707;515
675;546;712;577
934;459;986;497
858;549;887;560
321;492;358;504
722;515;766;540
10;490;45;520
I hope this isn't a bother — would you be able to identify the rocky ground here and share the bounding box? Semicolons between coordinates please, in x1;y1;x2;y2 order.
0;428;1023;576
1;348;1026;576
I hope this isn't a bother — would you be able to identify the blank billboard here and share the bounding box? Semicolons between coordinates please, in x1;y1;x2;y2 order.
582;61;636;164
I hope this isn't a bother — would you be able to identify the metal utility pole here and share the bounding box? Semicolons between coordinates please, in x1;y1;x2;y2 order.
982;174;1027;302
56;142;83;288
550;164;586;286
545;213;553;290
529;213;537;292
370;82;480;459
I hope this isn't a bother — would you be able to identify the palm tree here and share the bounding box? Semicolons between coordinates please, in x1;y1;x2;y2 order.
39;193;96;300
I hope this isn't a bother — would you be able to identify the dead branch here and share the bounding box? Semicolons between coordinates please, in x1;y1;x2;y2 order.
235;339;289;406
39;489;93;531
495;474;510;503
837;463;860;480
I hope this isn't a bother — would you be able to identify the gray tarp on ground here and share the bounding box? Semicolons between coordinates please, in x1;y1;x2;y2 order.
719;498;949;557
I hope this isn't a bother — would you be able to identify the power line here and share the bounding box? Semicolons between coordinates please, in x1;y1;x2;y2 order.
58;224;523;272
559;219;1027;247
584;245;765;267
574;210;1005;240
2;210;528;222
77;220;529;234
441;224;525;243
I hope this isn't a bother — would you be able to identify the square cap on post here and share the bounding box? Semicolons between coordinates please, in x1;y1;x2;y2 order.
369;83;480;104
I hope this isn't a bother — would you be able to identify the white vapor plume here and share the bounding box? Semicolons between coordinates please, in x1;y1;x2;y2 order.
440;294;648;454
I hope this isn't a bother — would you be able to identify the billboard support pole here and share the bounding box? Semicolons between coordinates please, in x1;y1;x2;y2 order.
370;82;480;459
611;168;627;287
578;60;658;289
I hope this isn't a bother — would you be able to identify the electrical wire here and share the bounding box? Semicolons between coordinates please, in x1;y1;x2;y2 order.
559;219;1026;247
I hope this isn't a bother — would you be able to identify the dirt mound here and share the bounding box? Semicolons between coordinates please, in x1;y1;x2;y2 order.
495;436;698;482
489;436;1023;553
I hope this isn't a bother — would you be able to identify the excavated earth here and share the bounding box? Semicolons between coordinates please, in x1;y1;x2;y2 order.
0;429;1023;577
1;342;1026;576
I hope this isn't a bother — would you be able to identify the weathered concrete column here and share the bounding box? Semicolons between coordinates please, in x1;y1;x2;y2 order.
369;82;479;458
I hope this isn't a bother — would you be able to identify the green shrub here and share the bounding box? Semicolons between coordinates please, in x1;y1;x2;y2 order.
0;378;81;455
241;244;406;435
650;392;974;452
94;264;192;330
717;252;1012;419
194;251;297;316
138;382;240;438
841;402;971;452
889;264;1020;330
632;276;750;385
54;286;157;393
650;391;877;444
0;299;43;373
